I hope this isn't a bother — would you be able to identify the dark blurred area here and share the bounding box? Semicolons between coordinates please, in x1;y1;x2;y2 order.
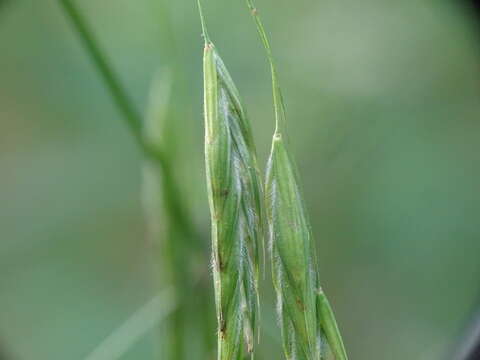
1;1;480;359
0;0;9;12
464;0;480;27
452;307;480;360
466;0;480;15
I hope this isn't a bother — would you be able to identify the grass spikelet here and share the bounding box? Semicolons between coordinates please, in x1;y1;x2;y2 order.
198;1;263;359
204;41;262;360
266;133;321;360
245;1;349;359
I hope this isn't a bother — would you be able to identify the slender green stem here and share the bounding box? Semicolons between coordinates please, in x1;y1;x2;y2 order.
60;3;209;359
58;0;166;169
245;0;286;135
58;0;201;247
196;0;210;44
58;0;143;143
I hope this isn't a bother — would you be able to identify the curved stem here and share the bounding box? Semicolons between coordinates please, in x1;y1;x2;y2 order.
196;0;210;44
245;0;286;135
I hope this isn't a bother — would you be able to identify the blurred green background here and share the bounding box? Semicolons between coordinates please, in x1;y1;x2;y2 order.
1;0;480;359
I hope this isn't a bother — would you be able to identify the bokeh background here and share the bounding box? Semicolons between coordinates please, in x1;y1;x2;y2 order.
1;0;480;359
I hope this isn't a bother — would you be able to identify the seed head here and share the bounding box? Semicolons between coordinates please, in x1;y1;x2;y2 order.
203;42;264;360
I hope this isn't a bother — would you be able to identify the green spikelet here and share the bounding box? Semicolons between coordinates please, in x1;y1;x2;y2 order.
265;133;321;360
266;134;348;360
245;1;349;359
202;36;263;360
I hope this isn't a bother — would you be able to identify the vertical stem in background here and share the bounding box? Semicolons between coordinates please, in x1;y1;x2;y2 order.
58;1;207;359
143;72;183;360
57;0;200;249
149;0;216;356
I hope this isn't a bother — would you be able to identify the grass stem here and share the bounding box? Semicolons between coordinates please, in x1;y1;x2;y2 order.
58;0;143;144
196;0;210;44
58;0;200;248
245;0;286;136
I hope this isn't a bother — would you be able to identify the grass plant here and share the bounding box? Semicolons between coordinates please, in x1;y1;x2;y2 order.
60;0;349;359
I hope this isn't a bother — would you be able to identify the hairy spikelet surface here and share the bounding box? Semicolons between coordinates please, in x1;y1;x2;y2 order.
203;42;263;360
266;134;348;360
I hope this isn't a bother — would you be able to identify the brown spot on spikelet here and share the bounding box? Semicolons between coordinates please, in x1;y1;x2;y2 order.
220;189;229;197
220;320;227;339
296;297;305;311
218;254;225;271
